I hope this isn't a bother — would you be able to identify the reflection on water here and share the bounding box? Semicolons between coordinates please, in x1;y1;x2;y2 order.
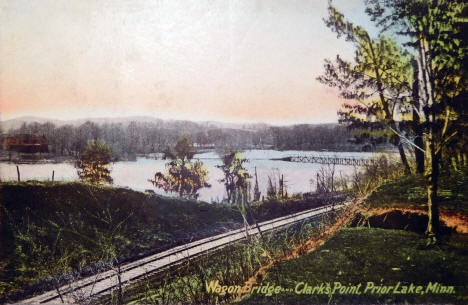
0;150;376;202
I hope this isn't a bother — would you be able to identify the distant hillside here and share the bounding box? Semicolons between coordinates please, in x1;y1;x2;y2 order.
0;116;340;133
0;116;66;131
0;116;281;133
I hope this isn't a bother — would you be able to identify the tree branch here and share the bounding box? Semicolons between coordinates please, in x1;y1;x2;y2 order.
389;126;426;153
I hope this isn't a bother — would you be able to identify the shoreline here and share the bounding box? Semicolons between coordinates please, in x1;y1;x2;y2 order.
0;148;393;164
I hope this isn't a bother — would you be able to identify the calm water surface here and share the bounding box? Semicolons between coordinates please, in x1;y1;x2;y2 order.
0;150;377;202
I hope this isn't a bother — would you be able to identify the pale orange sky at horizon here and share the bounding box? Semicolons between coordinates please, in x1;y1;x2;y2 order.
0;0;376;125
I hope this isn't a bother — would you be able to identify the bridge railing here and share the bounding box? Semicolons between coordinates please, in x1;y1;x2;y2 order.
275;155;375;166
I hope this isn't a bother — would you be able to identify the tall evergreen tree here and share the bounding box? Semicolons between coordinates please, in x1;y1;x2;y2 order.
317;4;413;173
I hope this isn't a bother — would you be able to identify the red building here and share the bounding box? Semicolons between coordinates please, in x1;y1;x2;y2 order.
2;134;49;153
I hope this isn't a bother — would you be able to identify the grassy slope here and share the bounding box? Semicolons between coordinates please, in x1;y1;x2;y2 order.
241;228;468;304
366;171;468;214
0;181;241;299
241;173;468;304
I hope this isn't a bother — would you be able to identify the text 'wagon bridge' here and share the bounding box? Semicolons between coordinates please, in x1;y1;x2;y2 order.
276;155;376;166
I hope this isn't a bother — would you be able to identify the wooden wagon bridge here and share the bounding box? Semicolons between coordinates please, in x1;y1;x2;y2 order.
276;155;376;166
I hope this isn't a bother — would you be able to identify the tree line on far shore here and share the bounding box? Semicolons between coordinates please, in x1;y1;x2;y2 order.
2;119;389;160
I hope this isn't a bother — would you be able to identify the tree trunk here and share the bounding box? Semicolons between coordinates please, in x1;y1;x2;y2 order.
397;142;411;174
364;34;411;175
412;58;425;174
418;35;440;243
414;134;425;174
425;134;440;242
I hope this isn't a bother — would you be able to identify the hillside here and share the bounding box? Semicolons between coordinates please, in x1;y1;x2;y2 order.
0;181;242;301
0;181;342;302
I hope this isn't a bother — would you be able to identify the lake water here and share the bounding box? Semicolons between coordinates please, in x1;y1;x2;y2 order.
0;150;377;202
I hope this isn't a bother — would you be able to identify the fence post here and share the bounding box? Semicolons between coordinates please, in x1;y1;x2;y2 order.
16;165;20;182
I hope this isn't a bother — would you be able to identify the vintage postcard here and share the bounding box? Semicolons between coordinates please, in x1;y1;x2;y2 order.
0;0;466;304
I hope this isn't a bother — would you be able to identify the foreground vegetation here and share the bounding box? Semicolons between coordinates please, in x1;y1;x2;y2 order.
90;167;465;305
93;161;466;305
103;210;341;305
0;181;241;301
2;167;465;304
0;181;340;302
240;227;468;305
239;167;468;304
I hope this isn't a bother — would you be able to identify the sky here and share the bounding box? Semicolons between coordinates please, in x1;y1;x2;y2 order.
0;0;377;125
